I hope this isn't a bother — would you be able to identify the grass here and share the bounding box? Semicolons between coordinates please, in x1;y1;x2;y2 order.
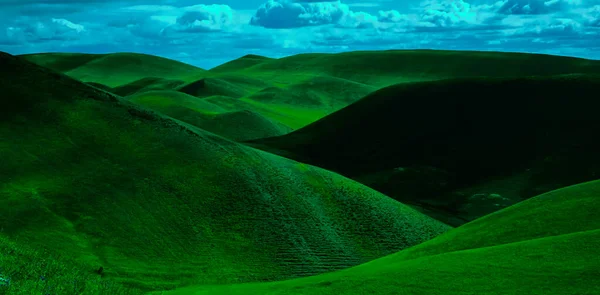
249;74;600;225
4;49;600;295
154;179;600;294
0;51;450;293
0;234;142;295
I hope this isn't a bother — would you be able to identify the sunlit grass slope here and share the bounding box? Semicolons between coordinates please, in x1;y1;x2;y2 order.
0;51;450;292
19;52;206;88
154;180;600;295
126;90;292;141
212;49;600;88
249;74;600;223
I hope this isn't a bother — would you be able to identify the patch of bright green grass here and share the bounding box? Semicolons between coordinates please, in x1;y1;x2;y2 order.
126;91;292;141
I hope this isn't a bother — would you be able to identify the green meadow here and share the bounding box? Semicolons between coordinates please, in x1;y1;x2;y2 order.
1;49;599;295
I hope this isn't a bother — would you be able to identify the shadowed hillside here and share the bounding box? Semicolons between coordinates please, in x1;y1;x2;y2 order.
248;74;600;225
0;51;450;292
177;77;249;98
19;52;206;88
156;180;600;295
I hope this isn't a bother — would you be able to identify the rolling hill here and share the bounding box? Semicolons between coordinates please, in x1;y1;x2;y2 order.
19;52;206;88
126;90;292;141
0;51;451;293
21;50;600;131
248;74;600;225
155;179;600;295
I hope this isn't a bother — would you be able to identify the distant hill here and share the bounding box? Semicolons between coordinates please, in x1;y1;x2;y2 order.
19;52;206;88
0;51;450;292
248;74;600;225
156;180;600;295
211;50;600;88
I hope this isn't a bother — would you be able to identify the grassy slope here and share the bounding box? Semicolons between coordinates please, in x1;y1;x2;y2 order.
126;90;292;141
248;74;600;224
19;52;206;88
155;179;600;295
0;52;450;292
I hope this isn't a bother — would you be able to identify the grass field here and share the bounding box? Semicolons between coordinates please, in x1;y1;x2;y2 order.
2;49;599;295
0;51;450;293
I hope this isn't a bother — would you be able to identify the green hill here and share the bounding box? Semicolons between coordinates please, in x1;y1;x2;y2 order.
0;51;450;293
209;54;274;72
155;179;600;295
248;74;600;225
19;52;206;88
126;91;292;141
213;50;600;88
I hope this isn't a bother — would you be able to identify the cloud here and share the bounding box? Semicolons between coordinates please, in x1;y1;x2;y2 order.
421;0;477;27
249;0;377;28
170;4;234;32
497;0;582;14
508;18;583;36
0;17;85;45
585;5;600;25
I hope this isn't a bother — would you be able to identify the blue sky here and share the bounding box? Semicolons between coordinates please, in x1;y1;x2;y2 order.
0;0;599;69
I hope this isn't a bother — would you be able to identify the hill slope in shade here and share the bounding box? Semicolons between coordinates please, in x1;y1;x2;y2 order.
157;179;600;295
213;50;600;88
249;75;600;226
126;91;292;141
19;52;206;88
0;51;450;292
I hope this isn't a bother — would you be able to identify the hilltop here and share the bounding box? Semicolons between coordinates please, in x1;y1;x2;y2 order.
248;74;600;225
0;51;450;292
19;52;206;88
